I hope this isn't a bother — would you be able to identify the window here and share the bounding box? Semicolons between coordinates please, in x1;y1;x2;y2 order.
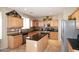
0;12;2;39
22;17;30;29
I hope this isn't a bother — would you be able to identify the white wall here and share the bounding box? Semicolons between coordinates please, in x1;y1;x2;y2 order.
0;8;13;49
0;12;2;39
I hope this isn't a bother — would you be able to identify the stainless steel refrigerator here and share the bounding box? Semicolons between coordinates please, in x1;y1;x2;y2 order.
61;20;77;52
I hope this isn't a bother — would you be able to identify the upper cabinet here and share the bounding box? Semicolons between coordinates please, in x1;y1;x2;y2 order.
38;20;44;27
38;20;58;28
71;10;79;20
32;16;58;28
6;10;23;28
50;20;58;27
68;8;79;20
32;20;39;27
7;16;23;28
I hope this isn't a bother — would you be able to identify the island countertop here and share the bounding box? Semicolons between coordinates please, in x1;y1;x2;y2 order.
26;33;48;41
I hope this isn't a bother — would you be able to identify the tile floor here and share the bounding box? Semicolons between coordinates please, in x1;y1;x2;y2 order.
0;39;61;52
44;39;61;52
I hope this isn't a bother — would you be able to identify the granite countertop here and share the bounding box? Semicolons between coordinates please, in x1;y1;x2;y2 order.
26;33;48;41
68;38;79;50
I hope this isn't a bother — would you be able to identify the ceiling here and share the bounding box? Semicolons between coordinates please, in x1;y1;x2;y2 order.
9;7;77;18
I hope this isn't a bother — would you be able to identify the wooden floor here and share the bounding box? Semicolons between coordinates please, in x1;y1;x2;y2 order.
0;39;61;52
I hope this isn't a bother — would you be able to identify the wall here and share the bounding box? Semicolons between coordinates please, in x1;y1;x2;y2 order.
0;7;13;49
0;12;2;40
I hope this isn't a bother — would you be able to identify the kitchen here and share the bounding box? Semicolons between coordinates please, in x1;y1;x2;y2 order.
6;9;58;52
0;7;79;52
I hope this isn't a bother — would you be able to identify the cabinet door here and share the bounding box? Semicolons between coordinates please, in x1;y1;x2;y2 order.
7;16;23;28
76;20;79;29
14;35;23;48
50;20;58;27
8;36;14;49
50;21;53;27
32;20;38;27
28;32;38;37
14;36;19;48
8;16;17;28
18;35;23;45
16;18;23;28
53;20;58;27
50;32;58;40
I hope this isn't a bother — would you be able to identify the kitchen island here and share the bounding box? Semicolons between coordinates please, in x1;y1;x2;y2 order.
26;33;48;52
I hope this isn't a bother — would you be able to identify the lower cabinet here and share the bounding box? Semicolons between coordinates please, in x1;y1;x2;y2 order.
8;35;23;49
50;32;58;40
28;31;38;37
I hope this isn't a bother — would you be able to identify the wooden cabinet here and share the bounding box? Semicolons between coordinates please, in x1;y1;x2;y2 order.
50;32;58;40
71;9;79;20
8;35;23;49
38;20;58;28
28;31;38;37
68;8;79;20
32;20;38;27
38;20;44;27
53;20;58;27
7;16;23;28
50;20;58;27
76;20;79;29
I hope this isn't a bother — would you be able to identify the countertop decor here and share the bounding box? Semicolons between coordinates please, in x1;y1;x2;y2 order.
6;10;22;18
